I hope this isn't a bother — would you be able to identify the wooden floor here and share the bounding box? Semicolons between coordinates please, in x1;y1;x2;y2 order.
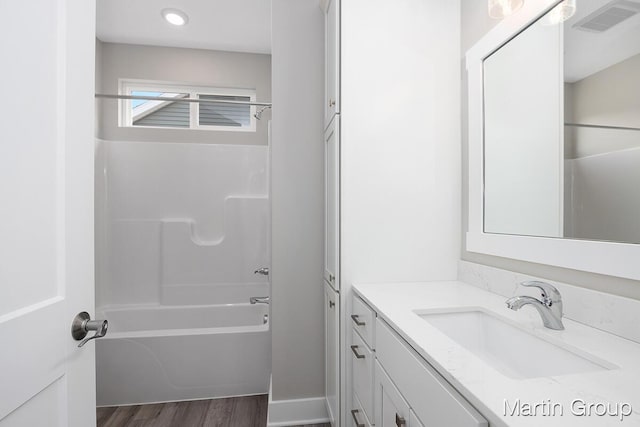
96;395;330;427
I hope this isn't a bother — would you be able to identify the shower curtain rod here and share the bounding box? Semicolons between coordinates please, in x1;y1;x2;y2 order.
95;93;272;107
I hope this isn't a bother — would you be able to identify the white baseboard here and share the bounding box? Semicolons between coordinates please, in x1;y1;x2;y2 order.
267;376;330;427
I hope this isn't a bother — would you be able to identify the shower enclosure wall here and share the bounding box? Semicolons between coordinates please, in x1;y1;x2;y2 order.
94;140;271;406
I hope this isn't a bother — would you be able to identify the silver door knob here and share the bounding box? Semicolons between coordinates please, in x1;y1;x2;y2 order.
254;267;269;276
71;312;108;348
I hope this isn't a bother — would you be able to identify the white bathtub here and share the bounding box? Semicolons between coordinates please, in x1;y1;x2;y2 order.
95;303;271;406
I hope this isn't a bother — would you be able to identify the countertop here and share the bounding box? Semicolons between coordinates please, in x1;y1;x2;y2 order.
353;281;640;426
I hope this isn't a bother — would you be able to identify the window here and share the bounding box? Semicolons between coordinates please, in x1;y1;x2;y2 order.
119;80;257;132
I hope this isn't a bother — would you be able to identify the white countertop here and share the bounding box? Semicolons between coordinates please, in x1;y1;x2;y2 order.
353;281;640;426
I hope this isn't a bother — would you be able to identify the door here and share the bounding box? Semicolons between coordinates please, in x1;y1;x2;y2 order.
324;115;340;291
324;282;340;426
0;0;97;425
375;362;410;427
323;0;340;127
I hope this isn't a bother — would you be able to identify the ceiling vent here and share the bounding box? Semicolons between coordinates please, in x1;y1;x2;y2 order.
572;0;640;33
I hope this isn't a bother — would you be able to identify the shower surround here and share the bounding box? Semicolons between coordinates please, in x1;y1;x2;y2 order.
95;140;271;406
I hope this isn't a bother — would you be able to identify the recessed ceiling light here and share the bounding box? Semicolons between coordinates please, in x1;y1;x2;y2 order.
161;8;189;26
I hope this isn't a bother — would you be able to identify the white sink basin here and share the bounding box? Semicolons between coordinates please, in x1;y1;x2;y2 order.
415;308;614;379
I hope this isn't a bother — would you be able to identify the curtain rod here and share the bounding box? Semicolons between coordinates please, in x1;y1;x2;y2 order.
95;93;272;107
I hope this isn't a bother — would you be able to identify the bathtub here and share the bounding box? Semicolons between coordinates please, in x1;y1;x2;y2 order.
95;303;271;406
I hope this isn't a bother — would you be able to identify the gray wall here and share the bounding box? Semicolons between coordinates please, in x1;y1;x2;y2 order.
460;0;640;300
271;0;325;400
571;53;640;130
96;41;271;144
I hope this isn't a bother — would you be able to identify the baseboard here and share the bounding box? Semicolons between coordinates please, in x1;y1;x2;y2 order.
267;376;330;427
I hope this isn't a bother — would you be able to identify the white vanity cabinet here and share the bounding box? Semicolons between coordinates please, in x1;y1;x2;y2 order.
322;0;340;128
325;281;340;426
349;294;488;427
324;116;340;290
323;1;341;421
375;319;487;427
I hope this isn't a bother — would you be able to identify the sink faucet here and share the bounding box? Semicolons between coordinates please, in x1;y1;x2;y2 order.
505;281;564;330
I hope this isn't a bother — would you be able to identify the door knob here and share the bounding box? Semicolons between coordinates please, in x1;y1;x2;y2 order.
71;312;108;348
254;267;269;276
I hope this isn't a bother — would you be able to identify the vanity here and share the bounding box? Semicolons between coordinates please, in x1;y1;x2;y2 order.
350;281;640;426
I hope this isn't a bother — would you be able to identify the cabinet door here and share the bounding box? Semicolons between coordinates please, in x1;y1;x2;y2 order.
324;116;340;290
324;0;340;127
375;361;410;427
410;410;425;427
325;282;340;426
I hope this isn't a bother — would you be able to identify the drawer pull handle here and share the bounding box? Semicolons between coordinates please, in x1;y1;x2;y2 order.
395;413;406;427
329;300;335;308
351;314;366;326
350;345;365;359
351;409;365;427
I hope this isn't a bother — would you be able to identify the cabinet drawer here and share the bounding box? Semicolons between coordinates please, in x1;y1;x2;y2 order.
351;329;374;422
350;392;373;427
352;296;375;348
376;319;487;427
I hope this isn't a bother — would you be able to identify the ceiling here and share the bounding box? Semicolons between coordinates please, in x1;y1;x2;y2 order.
96;0;271;54
564;0;640;82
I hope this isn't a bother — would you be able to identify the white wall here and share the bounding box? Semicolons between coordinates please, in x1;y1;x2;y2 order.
271;0;326;401
460;0;640;300
341;0;461;286
571;53;640;130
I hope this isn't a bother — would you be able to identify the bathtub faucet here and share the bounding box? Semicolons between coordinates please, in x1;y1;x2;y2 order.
250;296;270;305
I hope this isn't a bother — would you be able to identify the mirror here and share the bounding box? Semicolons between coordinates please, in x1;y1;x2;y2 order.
483;0;640;244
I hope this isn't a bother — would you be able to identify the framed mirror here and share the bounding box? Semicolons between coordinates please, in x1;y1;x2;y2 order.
466;0;640;280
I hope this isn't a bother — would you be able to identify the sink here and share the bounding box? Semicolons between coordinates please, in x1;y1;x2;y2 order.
415;308;614;379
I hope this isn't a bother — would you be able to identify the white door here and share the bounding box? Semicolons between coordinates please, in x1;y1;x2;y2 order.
0;0;97;425
324;115;340;290
324;282;340;426
323;0;340;128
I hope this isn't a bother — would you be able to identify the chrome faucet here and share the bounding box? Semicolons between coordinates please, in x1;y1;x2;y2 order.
250;296;270;305
505;281;564;330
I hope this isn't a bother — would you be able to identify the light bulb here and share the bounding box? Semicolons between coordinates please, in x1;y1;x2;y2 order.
544;0;577;25
161;9;189;26
488;0;525;19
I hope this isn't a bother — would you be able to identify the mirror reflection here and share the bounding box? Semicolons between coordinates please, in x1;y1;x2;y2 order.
483;0;640;244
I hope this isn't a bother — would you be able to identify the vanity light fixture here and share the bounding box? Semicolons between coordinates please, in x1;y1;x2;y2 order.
161;8;189;26
544;0;577;25
488;0;525;19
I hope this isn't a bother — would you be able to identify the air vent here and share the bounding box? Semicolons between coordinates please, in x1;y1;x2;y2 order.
573;0;640;33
